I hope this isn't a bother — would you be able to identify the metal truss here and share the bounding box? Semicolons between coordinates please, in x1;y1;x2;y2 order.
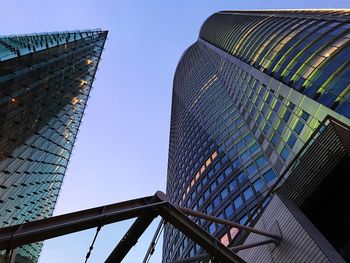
0;191;281;262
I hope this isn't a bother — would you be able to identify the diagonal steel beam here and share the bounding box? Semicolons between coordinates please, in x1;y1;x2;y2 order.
154;192;246;263
171;239;276;263
104;195;160;263
178;206;281;240
0;195;166;250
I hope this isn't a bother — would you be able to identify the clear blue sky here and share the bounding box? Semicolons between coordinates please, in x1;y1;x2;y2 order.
1;1;349;262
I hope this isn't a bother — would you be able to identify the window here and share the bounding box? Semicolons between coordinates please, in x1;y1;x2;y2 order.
218;173;225;184
210;181;217;191
225;166;232;176
269;110;278;125
228;147;236;157
294;120;304;134
192;204;198;211
221;187;229;200
209;222;216;234
189;247;195;257
263;122;270;135
240;150;250;162
206;157;211;167
271;133;280;146
195;172;200;181
239;215;249;225
265;93;272;103
237;171;248;183
196;183;201;193
244;133;253;143
213;196;220;208
262;104;269;116
234;195;243;209
214;162;221;171
221;155;229;164
198;196;204;207
256;155;267;168
287;133;297;148
229;179;238;192
264;169;277;183
208;169;214;178
273;100;281;112
191;191;196;201
236;140;244;150
256;114;263;124
206;204;212;214
230;227;239;239
283;110;292;122
202;175;208;185
233;158;240;168
277;122;285;135
220;233;230;247
253;178;264;191
300;111;309;121
288;102;296;110
249;143;259;153
243;187;254;201
246;163;257;176
204;189;210;199
225;204;234;218
281;145;290;160
337;102;350;117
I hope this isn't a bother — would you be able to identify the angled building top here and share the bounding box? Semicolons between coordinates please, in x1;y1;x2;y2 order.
0;29;107;61
0;29;107;262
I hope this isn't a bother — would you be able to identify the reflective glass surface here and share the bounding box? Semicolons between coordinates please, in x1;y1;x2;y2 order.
164;10;350;262
0;30;107;262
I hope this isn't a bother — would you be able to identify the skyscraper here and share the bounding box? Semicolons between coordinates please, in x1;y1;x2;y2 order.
164;10;350;262
0;29;107;262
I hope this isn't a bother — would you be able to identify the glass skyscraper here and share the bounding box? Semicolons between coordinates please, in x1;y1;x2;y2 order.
0;29;107;262
163;10;350;262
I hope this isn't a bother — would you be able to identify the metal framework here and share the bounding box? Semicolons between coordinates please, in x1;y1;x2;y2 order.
0;191;281;262
171;239;277;263
178;206;281;241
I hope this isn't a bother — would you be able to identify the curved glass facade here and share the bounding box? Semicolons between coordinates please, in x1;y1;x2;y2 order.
164;10;350;262
200;10;350;118
0;30;107;262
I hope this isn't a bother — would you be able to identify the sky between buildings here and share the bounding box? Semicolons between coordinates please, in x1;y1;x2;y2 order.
1;0;349;262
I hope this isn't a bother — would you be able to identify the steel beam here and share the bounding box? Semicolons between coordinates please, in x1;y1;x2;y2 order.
171;239;276;263
154;192;245;263
178;206;281;241
0;195;166;250
230;239;276;252
105;195;160;263
0;191;246;263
